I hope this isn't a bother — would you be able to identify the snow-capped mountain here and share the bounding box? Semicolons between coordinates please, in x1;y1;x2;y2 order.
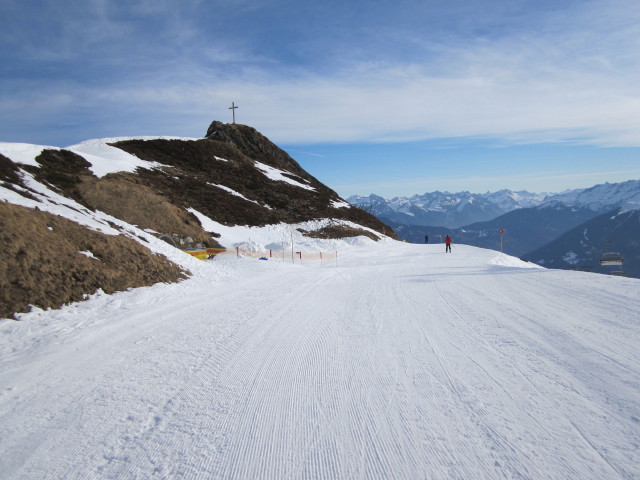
348;190;547;228
481;189;548;210
544;179;640;213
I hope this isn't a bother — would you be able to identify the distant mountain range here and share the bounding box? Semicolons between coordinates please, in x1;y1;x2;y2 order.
347;190;548;229
348;180;640;229
349;180;640;278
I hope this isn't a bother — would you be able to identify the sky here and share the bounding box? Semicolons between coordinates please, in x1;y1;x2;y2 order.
1;0;639;198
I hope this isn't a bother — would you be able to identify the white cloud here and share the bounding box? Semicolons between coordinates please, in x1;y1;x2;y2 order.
76;0;640;147
3;0;639;149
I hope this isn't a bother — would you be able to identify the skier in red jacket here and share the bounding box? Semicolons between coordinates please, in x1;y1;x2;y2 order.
445;235;452;253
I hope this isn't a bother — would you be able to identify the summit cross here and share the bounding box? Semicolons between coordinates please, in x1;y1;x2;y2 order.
229;102;238;124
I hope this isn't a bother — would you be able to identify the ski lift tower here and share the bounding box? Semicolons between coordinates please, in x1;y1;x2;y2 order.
599;245;625;276
600;252;624;266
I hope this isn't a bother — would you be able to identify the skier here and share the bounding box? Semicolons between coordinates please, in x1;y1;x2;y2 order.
445;234;452;253
424;234;429;244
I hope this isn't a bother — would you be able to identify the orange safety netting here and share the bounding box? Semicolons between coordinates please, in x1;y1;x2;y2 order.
184;247;338;264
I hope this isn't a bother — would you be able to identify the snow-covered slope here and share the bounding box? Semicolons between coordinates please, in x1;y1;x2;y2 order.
0;137;196;178
1;242;638;479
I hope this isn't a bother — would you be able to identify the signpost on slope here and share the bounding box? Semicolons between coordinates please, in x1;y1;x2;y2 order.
499;228;505;253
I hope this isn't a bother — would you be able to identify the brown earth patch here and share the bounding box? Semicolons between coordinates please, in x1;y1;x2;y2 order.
300;225;381;241
22;149;94;205
0;153;24;185
0;203;189;319
77;173;222;248
1;154;40;201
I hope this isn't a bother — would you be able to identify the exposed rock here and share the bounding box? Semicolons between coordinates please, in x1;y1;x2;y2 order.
205;121;305;174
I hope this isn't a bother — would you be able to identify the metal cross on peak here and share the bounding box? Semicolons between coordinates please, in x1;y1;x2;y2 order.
229;102;238;124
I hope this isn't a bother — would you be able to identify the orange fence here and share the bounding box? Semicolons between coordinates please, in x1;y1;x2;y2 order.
183;247;338;266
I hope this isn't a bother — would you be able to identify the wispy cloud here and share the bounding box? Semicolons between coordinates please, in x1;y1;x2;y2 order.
89;55;639;147
285;150;326;158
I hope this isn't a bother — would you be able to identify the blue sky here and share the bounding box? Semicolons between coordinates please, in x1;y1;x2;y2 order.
1;0;639;197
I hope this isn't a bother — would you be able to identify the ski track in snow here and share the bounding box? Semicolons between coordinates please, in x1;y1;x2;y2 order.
1;244;639;479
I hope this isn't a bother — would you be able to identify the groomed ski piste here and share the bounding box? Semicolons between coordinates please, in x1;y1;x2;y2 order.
2;237;640;479
1;140;640;479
